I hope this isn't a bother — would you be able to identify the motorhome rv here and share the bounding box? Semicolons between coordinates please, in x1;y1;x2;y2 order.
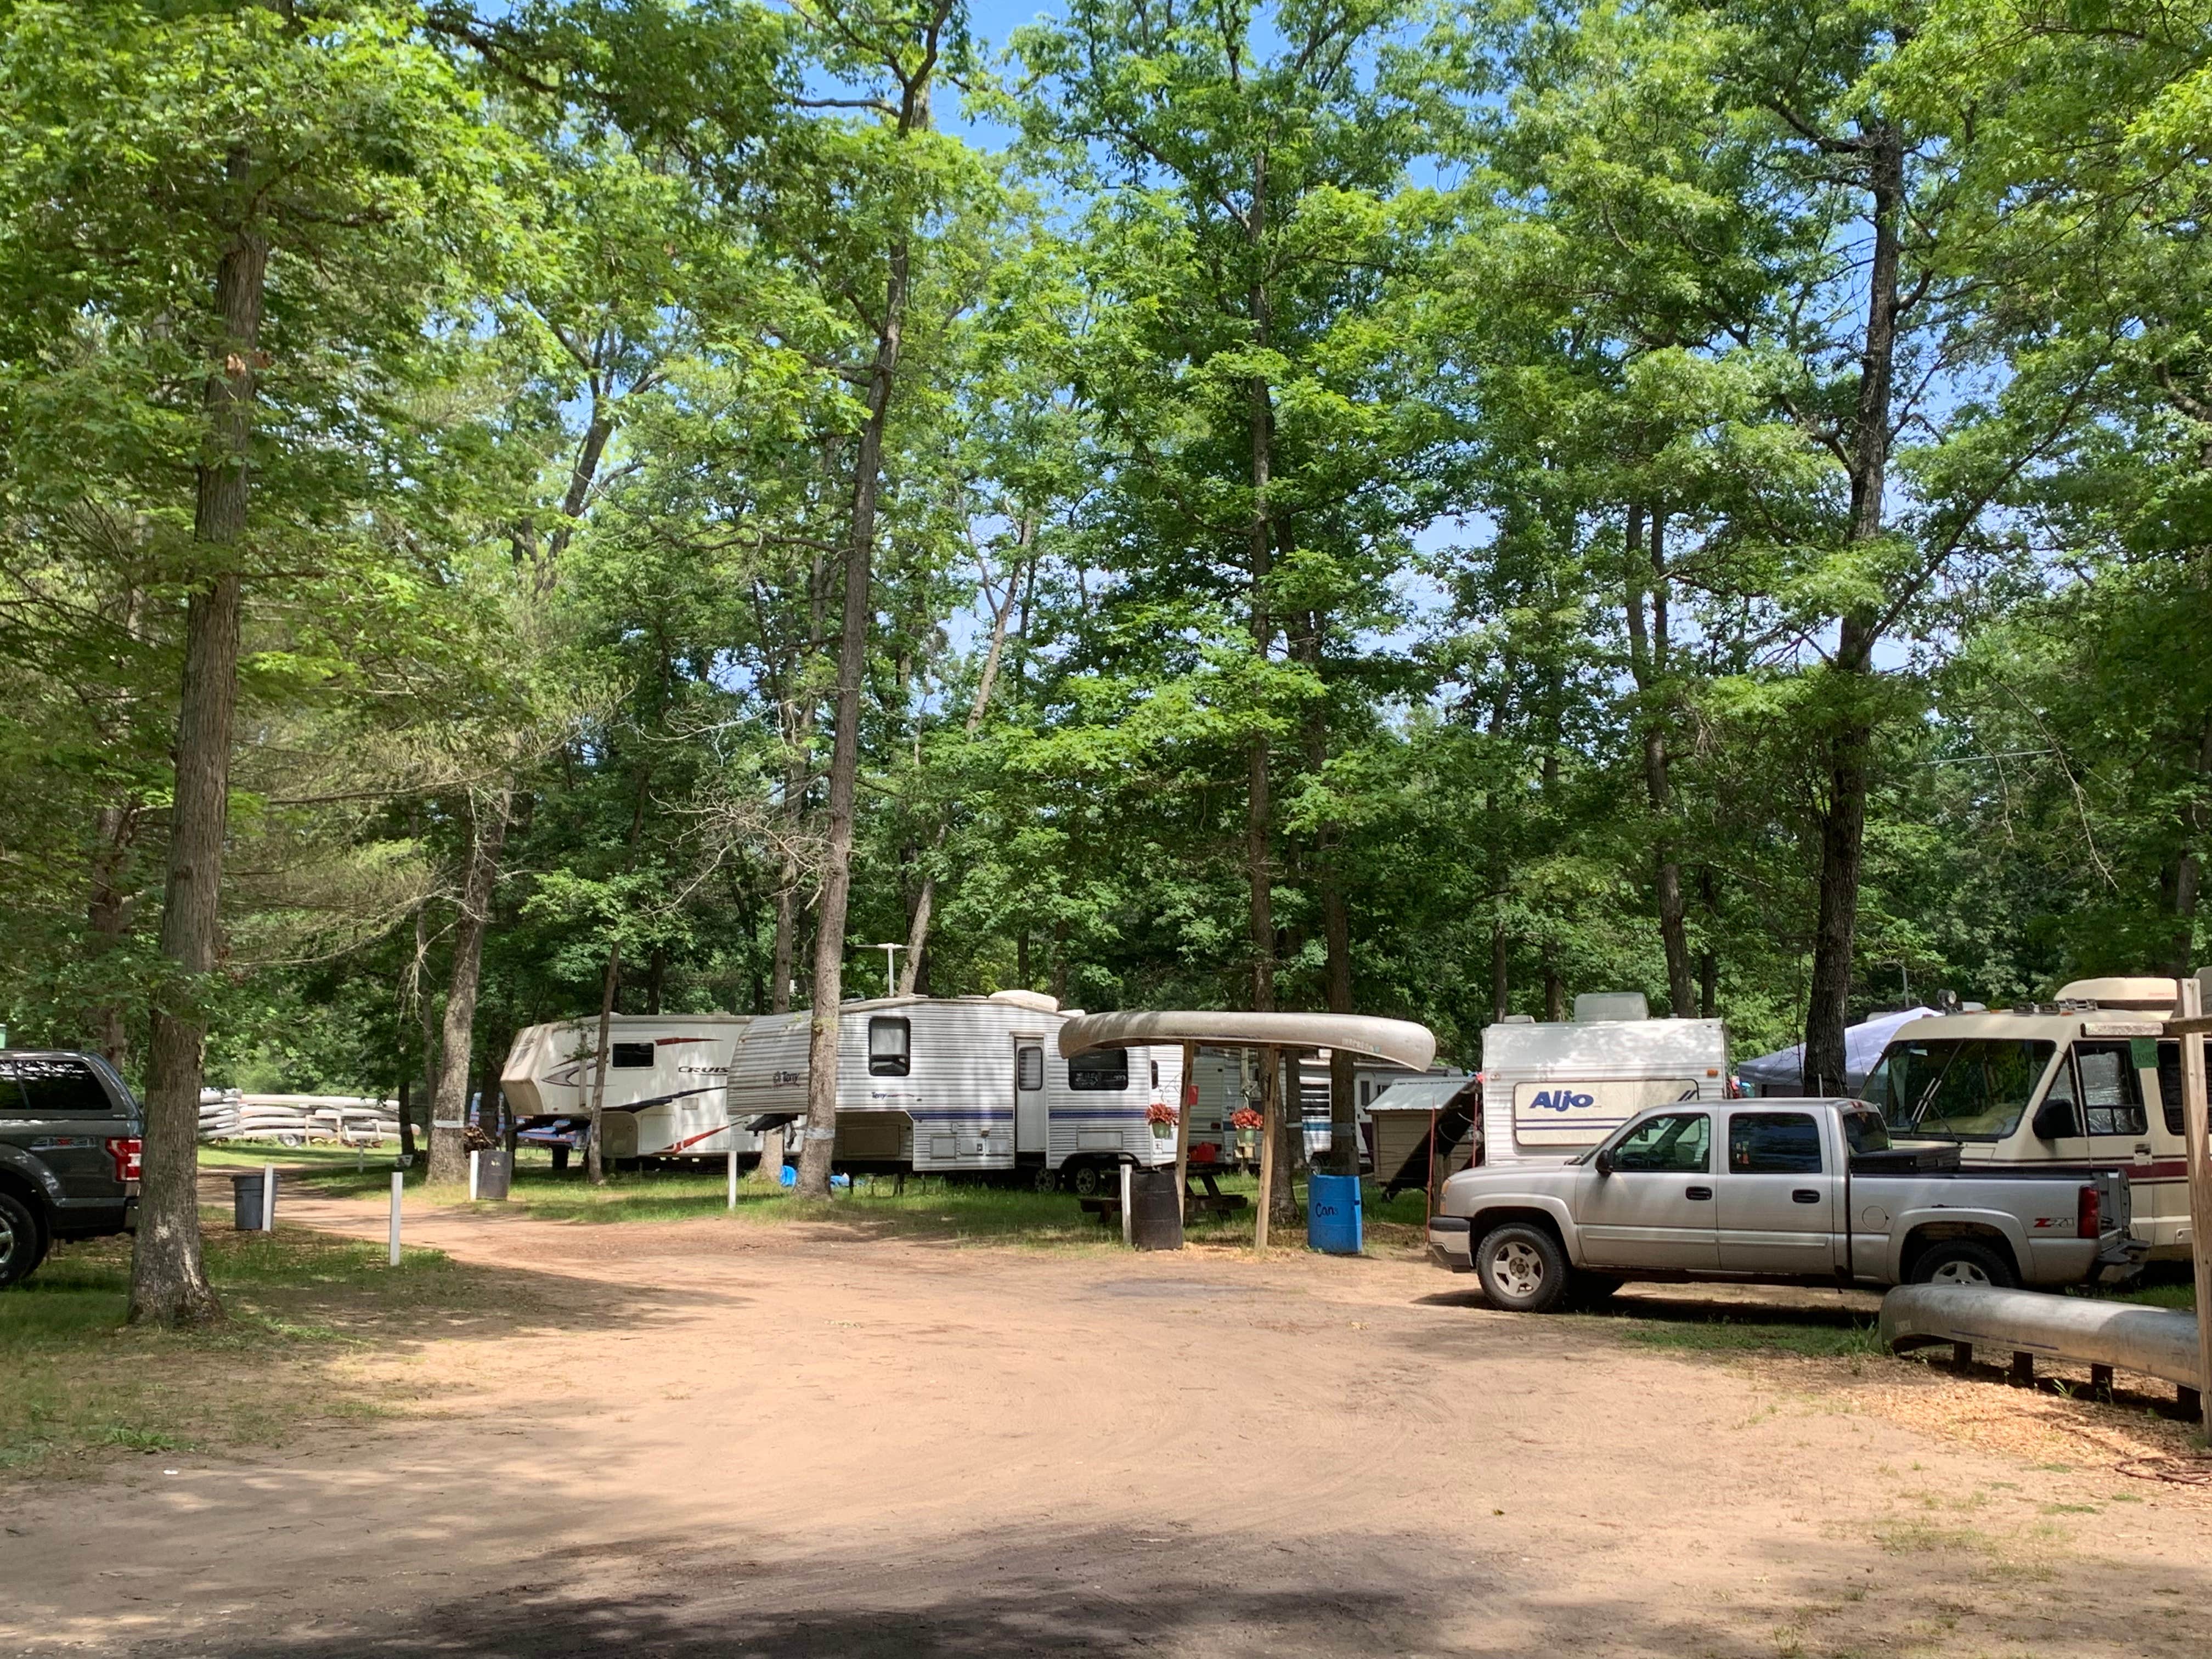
1860;976;2191;1260
502;993;1181;1189
1479;994;1731;1167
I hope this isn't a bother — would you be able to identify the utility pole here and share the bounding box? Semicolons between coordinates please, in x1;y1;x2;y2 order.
2165;974;2212;1435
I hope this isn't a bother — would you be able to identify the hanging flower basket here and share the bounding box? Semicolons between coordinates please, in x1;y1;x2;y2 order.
1146;1101;1178;1139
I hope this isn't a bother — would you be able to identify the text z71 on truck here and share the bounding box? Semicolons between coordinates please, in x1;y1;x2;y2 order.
1425;1098;2132;1313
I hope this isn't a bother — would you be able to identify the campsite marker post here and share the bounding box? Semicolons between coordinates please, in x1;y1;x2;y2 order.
727;1145;737;1210
469;1149;480;1201
261;1163;275;1232
388;1172;402;1266
1120;1161;1133;1248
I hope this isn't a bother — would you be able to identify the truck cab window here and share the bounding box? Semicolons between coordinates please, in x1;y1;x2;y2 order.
1728;1112;1821;1173
1609;1112;1709;1173
611;1042;656;1069
1839;1111;1889;1155
1068;1049;1129;1091
10;1055;114;1114
2072;1042;2147;1137
868;1017;911;1077
1868;1039;2053;1141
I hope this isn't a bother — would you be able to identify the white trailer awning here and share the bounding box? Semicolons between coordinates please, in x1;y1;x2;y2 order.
1057;1010;1437;1073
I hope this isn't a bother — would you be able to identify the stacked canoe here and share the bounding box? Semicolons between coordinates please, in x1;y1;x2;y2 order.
197;1091;400;1146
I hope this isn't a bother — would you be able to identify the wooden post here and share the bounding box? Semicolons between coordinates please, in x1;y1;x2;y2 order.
1174;1041;1195;1231
1255;1044;1278;1253
2176;978;2212;1436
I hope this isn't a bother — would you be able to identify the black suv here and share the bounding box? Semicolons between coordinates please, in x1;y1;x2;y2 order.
0;1051;142;1288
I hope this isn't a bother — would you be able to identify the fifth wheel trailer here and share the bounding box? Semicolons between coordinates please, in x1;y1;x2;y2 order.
501;992;1182;1186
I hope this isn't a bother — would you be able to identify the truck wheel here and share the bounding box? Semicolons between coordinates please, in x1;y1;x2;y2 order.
1474;1222;1571;1313
1910;1239;2016;1290
0;1191;49;1290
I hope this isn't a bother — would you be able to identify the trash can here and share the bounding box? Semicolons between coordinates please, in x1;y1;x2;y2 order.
231;1171;275;1232
1306;1173;1361;1255
475;1148;512;1201
1128;1167;1183;1251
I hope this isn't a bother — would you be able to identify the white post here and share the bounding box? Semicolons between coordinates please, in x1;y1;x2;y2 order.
388;1171;403;1266
727;1145;737;1210
469;1149;480;1201
261;1162;275;1232
1120;1160;1133;1248
2179;975;2212;1434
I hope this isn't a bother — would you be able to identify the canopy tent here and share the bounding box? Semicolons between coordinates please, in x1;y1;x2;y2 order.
1736;1007;1939;1096
1056;1009;1441;1250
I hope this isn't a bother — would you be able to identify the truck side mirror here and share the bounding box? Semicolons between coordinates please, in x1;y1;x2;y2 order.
2030;1097;2078;1141
1594;1147;1615;1176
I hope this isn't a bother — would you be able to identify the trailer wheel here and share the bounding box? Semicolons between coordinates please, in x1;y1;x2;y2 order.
1067;1161;1102;1198
1909;1238;2016;1289
1032;1167;1061;1193
1474;1222;1571;1313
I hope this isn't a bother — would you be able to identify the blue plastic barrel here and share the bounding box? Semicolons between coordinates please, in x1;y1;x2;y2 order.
1306;1173;1362;1255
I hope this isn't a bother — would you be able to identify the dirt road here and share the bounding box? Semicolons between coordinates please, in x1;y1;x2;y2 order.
6;1195;2208;1657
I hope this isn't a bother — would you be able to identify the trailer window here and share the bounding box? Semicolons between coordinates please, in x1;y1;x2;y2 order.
2073;1042;2147;1137
868;1017;911;1077
1609;1112;1709;1173
1728;1112;1821;1174
1865;1039;2053;1141
1068;1049;1129;1091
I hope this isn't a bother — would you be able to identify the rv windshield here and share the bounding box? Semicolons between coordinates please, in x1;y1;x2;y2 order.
1861;1039;2054;1141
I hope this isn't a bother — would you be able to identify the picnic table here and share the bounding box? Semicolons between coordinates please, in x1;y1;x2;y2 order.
1076;1166;1250;1227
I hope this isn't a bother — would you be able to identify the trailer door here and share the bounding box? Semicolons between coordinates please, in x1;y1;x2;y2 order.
1014;1039;1047;1154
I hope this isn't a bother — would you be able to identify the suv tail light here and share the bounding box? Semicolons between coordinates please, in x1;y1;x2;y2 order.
107;1137;142;1183
2076;1183;2100;1240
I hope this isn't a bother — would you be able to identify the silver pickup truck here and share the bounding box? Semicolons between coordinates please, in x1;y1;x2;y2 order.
1426;1097;2132;1312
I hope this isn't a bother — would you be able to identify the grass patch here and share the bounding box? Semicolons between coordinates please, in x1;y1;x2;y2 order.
1;1227;475;1479
1607;1305;1886;1361
2108;1278;2195;1312
198;1139;400;1172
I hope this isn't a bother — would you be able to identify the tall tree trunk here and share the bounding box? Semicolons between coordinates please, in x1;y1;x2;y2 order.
1246;153;1278;1023
1805;126;1903;1096
586;939;619;1186
427;789;510;1186
798;177;916;1201
86;800;142;1069
1698;867;1720;1020
128;207;268;1329
1626;507;1696;1016
1491;918;1509;1023
2166;711;2212;977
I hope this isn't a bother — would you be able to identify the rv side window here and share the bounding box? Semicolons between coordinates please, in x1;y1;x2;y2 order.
1068;1049;1129;1091
1017;1046;1043;1091
2073;1042;2147;1137
1150;1059;1160;1088
611;1042;656;1069
2153;1039;2212;1138
868;1017;911;1077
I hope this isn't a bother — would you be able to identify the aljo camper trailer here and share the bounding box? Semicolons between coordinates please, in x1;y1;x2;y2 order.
500;991;1183;1188
1479;992;1731;1167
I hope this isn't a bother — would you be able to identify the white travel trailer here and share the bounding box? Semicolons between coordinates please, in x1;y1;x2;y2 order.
1480;994;1731;1167
501;992;1182;1188
501;1013;758;1163
724;991;1182;1189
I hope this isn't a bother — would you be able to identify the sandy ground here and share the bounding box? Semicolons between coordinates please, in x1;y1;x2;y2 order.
5;1190;2209;1658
